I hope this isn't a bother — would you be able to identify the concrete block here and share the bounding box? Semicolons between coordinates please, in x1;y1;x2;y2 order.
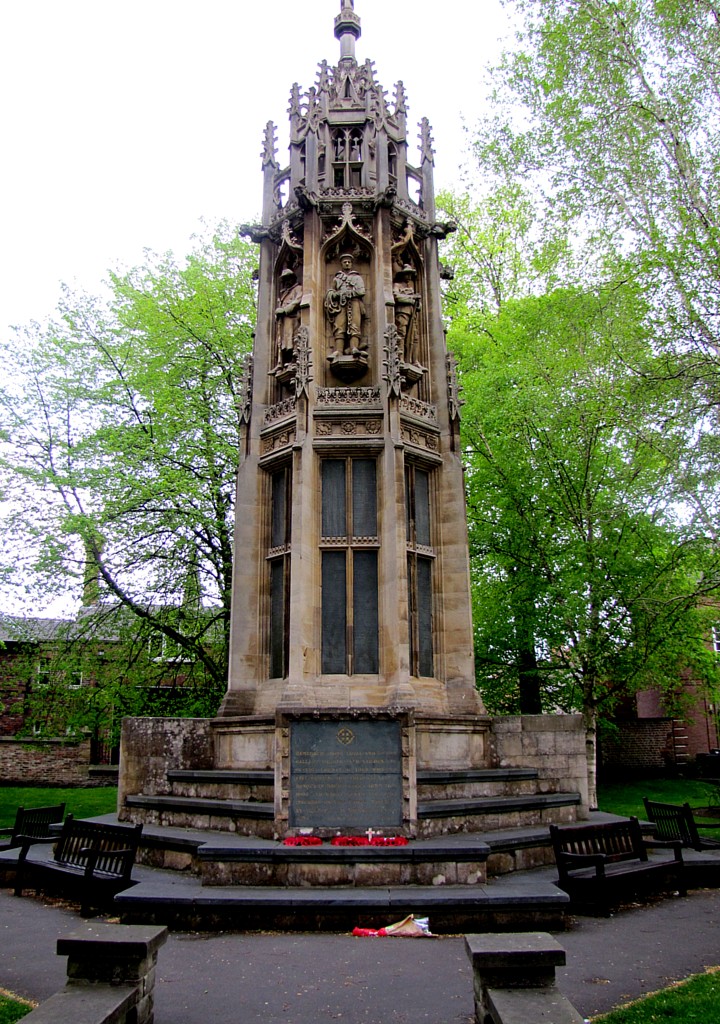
486;986;584;1024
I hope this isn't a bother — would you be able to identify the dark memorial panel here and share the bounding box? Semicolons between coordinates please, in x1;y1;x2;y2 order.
289;719;403;828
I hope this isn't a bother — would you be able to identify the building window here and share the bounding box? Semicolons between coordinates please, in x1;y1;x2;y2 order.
331;128;363;189
35;662;52;687
406;465;434;677
388;143;398;183
268;465;292;679
713;625;720;654
321;458;379;674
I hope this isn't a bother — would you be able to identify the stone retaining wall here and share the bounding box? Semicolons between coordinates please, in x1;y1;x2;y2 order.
491;715;589;815
118;716;213;812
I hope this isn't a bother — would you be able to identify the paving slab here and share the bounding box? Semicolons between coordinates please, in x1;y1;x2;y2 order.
3;875;720;1022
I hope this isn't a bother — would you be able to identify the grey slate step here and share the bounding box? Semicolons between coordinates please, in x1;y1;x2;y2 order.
113;867;570;932
196;837;491;864
417;768;538;785
167;769;273;785
125;791;580;825
124;795;274;819
418;792;582;819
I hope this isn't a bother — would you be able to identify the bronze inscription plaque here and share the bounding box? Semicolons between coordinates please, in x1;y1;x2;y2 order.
289;719;403;829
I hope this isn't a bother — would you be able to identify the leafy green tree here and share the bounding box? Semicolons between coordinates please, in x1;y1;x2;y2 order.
0;222;257;715
440;190;720;805
479;0;720;403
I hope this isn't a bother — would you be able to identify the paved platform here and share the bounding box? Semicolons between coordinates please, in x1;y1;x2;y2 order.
2;881;720;1022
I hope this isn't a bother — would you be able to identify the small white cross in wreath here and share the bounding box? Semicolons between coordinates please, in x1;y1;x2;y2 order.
365;827;381;842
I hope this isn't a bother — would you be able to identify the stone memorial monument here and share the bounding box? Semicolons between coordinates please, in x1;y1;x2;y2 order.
119;1;587;849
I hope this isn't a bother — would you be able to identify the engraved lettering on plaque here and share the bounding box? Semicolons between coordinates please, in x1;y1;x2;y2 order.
289;719;402;828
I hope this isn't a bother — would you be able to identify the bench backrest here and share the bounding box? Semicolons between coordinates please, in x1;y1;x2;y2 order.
643;798;702;850
9;803;66;846
550;817;646;865
54;815;143;879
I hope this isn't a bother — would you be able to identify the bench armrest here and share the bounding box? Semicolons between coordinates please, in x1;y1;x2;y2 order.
642;838;684;863
15;834;55;847
556;850;607;879
0;827;13;837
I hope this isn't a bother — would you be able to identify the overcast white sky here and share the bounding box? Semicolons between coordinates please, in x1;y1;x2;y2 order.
0;0;511;336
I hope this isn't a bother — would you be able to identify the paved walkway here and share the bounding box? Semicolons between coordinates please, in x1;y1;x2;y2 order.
2;881;720;1022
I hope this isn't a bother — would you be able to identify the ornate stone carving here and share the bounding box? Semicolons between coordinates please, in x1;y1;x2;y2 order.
419;118;435;165
447;352;463;422
272;268;303;374
316;60;331;95
401;424;440;453
239;354;254;425
262;427;296;455
399;394;437;423
393;264;421;366
264;396;297;426
394;81;407;118
280;219;304;254
314;418;384;439
383;324;402;398
261;121;278;168
317;386;381;406
288;83;302;119
325;252;369;382
293;326;313;399
319;186;375;201
322;201;373;243
394;197;429;222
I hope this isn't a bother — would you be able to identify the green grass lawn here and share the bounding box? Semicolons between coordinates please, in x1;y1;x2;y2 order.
595;969;720;1022
0;991;33;1023
0;787;118;830
598;777;720;817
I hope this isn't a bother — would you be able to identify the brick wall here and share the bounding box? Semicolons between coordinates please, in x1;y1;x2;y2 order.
0;737;100;786
0;649;30;736
600;719;674;777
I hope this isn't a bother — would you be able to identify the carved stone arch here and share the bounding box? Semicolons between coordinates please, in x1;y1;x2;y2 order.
273;220;305;282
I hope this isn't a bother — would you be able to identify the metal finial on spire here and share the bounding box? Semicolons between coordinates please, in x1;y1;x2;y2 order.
335;0;361;62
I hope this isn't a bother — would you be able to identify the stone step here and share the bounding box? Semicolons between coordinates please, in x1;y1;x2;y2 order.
124;795;274;819
167;770;274;784
417;768;538;785
114;869;570;933
164;768;542;804
418;793;582;819
125;792;579;825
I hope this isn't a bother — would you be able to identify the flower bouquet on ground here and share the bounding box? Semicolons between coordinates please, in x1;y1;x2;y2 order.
352;915;432;938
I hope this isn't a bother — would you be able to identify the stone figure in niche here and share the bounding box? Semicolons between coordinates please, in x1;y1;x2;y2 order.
393;264;421;364
273;268;303;371
325;254;367;357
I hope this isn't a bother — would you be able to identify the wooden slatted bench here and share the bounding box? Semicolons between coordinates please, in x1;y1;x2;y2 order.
0;803;65;851
15;815;143;916
643;798;720;851
550;817;685;913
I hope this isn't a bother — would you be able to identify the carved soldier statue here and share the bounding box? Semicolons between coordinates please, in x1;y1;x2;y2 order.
324;253;367;357
273;268;303;371
393;264;421;364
